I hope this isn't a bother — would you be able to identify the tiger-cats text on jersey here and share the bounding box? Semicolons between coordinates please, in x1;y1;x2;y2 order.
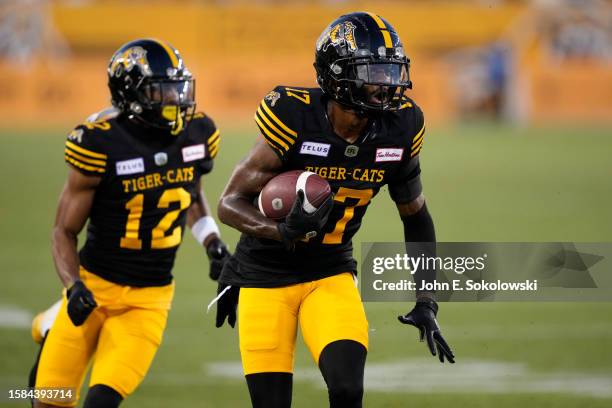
64;110;220;286
222;86;425;288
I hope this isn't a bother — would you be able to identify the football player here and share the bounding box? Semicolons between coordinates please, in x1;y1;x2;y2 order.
215;12;455;408
30;39;230;408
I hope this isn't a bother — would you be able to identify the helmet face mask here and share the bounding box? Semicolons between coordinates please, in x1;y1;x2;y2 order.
315;12;412;113
138;78;196;133
108;39;195;135
345;59;411;110
141;79;195;107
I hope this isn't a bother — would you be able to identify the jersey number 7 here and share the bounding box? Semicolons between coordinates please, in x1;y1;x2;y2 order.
322;187;373;244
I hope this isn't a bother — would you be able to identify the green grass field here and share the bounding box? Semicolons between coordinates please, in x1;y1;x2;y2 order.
1;123;611;407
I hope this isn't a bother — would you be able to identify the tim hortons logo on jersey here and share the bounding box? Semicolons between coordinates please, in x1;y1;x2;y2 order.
375;148;404;162
109;46;152;77
116;158;145;175
182;144;205;162
300;142;331;157
316;21;357;53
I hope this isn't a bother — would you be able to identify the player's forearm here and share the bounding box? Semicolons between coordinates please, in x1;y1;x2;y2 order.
187;190;221;247
401;201;436;299
187;181;213;226
218;194;281;241
187;201;208;227
51;227;82;288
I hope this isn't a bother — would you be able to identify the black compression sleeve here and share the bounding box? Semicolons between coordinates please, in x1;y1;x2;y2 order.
245;372;293;408
319;340;366;408
401;202;435;242
401;202;436;297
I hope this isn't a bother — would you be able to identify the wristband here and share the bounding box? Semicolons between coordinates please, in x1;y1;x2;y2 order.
191;216;220;245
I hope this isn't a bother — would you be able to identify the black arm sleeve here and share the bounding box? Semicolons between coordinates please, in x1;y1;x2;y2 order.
401;202;436;297
388;157;422;204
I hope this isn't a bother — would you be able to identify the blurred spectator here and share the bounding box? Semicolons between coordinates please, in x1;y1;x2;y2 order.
540;0;612;62
0;0;68;64
448;43;511;120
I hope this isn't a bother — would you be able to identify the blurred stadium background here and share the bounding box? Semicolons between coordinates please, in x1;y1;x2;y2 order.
1;0;611;407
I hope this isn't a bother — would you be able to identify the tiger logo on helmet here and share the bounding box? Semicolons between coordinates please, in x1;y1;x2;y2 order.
316;21;358;53
109;46;153;77
107;39;196;135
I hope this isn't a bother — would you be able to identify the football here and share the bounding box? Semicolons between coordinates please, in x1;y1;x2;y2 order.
257;170;332;220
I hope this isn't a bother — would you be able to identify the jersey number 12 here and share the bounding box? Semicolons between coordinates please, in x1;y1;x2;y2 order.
120;187;191;250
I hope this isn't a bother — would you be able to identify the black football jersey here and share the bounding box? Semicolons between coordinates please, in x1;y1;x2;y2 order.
224;86;425;288
64;110;220;286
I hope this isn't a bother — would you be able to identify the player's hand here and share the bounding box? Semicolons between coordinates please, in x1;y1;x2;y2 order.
206;237;231;281
215;283;239;328
398;299;455;363
277;190;334;250
66;280;97;326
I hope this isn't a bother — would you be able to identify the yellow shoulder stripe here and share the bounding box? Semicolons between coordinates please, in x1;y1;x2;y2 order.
65;149;106;166
208;130;220;159
207;129;220;146
66;141;107;159
259;134;285;156
65;155;105;173
410;125;426;157
209;140;220;151
412;124;425;145
254;114;290;151
411;139;423;152
209;144;219;159
256;107;295;145
261;101;297;137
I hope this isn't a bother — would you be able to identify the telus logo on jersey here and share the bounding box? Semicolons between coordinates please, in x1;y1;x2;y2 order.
375;148;404;162
182;144;205;162
116;158;145;175
300;142;331;157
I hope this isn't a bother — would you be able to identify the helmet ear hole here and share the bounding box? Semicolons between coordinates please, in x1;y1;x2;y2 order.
130;102;143;114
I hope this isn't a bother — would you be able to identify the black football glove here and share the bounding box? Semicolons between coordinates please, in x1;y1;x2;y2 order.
398;299;455;363
277;190;334;250
206;237;231;281
66;280;97;327
215;283;239;328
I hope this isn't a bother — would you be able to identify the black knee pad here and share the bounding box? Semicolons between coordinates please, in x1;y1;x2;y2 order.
319;340;367;408
245;372;293;408
327;381;363;408
83;384;123;408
